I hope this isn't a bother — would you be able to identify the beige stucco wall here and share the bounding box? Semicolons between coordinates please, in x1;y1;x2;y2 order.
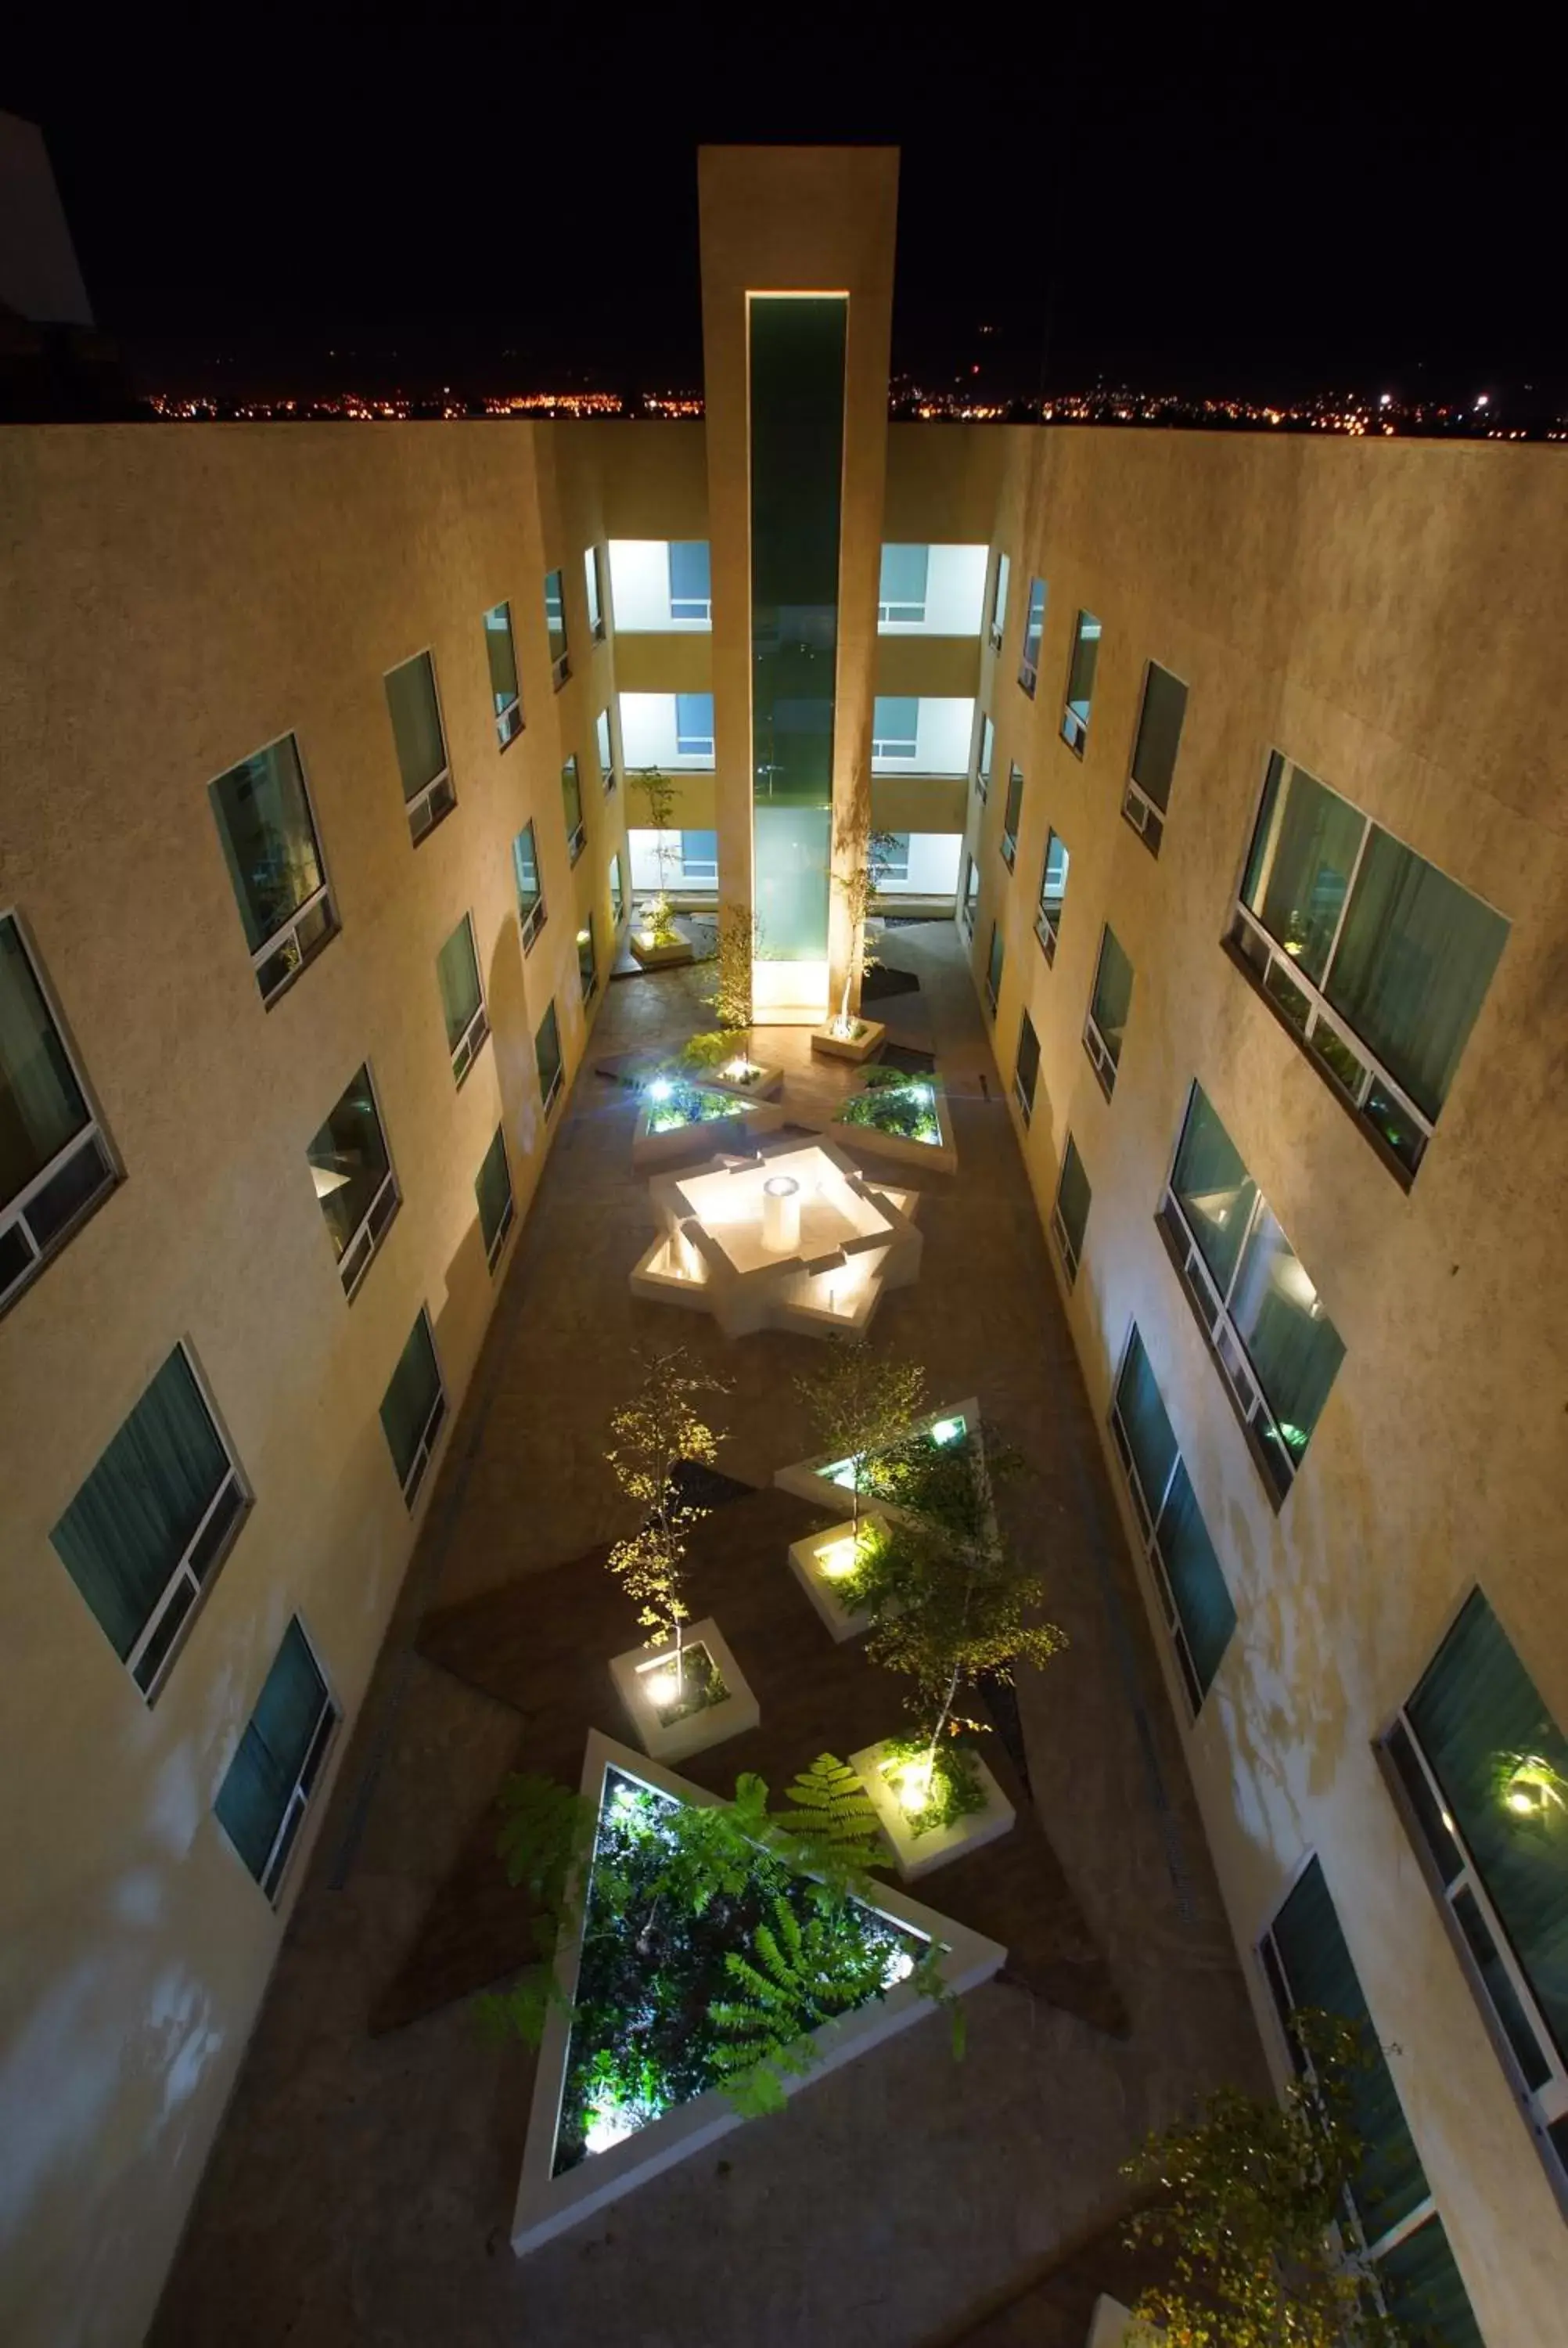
0;417;654;2347
963;426;1568;2346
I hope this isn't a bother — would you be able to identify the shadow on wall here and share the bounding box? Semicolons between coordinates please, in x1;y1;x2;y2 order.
484;914;550;1172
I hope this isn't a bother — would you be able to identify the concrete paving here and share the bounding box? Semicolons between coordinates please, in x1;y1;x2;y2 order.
150;922;1264;2348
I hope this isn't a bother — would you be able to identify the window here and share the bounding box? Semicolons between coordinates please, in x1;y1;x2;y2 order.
1060;610;1101;754
1001;762;1024;871
1159;1082;1344;1501
596;706;617;792
667;540;711;624
51;1343;249;1700
976;715;994;801
878;542;930;626
1084;924;1133;1097
1124;661;1186;853
545;568;569;688
680;829;719;884
584;545;607;643
984;921;1003;1017
482;601;523;749
209;733;336;1003
674;693;715;761
610;852;625;926
1231;752;1509;1181
535;998;563;1115
562;757;587;864
960;853;979;939
512;822;546;952
1052;1136;1091;1285
1109;1327;1235;1711
380;1305;446;1508
1014;1009;1040;1124
1261;1859;1484;2346
385;650;454;842
872;696;919;762
1036;830;1069;967
1384;1590;1568;2199
475;1124;515;1272
577;913;598;1008
214;1619;336;1901
876;833;911;886
307;1061;399;1299
437;913;490;1085
989;551;1010;653
1;911;118;1314
1019;577;1046;697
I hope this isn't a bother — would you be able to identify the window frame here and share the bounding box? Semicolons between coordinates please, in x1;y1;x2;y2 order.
311;1057;401;1302
384;647;455;843
609;851;626;929
0;907;121;1317
674;693;716;762
562;755;588;866
1059;608;1101;756
988;550;1010;654
1050;1134;1090;1287
513;821;547;953
481;601;524;751
1083;923;1130;1098
1107;1323;1231;1716
438;912;491;1087
1123;659;1188;855
215;1615;340;1904
667;540;712;625
207;733;339;1007
475;1123;516;1273
872;697;920;764
974;713;994;804
596;706;617;794
984;921;1003;1018
577;913;599;1010
877;542;930;628
545;567;570;690
383;1303;448;1510
584;545;607;644
959;853;978;940
1035;830;1069;967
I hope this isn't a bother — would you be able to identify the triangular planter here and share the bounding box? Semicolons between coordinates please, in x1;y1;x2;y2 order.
774;1396;981;1518
829;1073;958;1175
511;1728;1006;2258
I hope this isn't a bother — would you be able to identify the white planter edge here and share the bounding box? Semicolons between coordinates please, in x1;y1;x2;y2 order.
785;1512;890;1641
828;1078;958;1175
609;1617;759;1762
811;1017;888;1064
774;1395;981;1518
851;1737;1017;1881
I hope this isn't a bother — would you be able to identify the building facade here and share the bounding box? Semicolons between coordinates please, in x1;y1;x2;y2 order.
2;144;1566;2346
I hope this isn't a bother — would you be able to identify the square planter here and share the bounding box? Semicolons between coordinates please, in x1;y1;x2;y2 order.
609;1618;759;1762
811;1017;887;1064
1087;2299;1153;2347
631;1089;786;1172
829;1075;958;1176
628;927;695;970
786;1511;890;1641
851;1738;1016;1881
699;1056;786;1103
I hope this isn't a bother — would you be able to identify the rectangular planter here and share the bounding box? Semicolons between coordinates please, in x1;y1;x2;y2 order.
811;1017;887;1064
785;1511;890;1640
851;1738;1016;1881
609;1618;759;1762
511;1729;1008;2258
829;1077;958;1176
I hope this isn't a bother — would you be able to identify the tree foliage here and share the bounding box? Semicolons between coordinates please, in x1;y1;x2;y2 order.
793;1335;928;1535
704;902;760;1030
604;1345;731;1669
632;767;682;941
829;809;900;1033
1122;2011;1416;2348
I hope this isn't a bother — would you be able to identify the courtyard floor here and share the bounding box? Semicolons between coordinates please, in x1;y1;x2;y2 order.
150;920;1264;2348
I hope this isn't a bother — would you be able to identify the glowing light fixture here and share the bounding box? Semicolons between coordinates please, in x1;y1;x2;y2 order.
882;1947;915;1987
818;1535;861;1580
931;1417;965;1446
583;2101;640;2156
642;1664;684;1711
648;1078;673;1102
894;1758;933;1815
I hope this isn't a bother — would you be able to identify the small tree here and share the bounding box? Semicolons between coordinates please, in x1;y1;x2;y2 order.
793;1336;928;1542
706;902;759;1032
829;812;898;1039
606;1346;731;1687
634;769;682;944
1121;2011;1415;2348
853;1429;1065;1807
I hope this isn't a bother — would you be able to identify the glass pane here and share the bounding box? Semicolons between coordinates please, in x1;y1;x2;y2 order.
1022;578;1045;666
1065;610;1100;711
577;919;595;992
437;918;483;1053
0;914;91;1210
1057;1136;1091;1256
1228;1203;1345;1459
545;570;567;665
1041;833;1069;921
1268;1856;1432;2244
535;1000;562;1098
668;540;710;608
1113;1327;1177;1514
52;1348;231;1663
1376;2214;1484;2348
873;697;919;754
1242;754;1365;985
1089;927;1134;1063
512;823;541;917
1016;1011;1039;1104
475;1126;513;1255
1407;1590;1568;2061
1326;829;1509;1123
209;735;325;954
610;852;624;921
596;709;613;772
1004;765;1024;839
992;552;1009;632
1131;664;1187;812
1451;1886;1553;2090
1153;1462;1235;1699
385;652;447;801
307;1064;392;1263
483;603;520;716
965;857;980;910
879;542;929;613
1385;1722;1465;1888
674;693;714;755
562;759;584;836
1170;1084;1258;1297
216;1619;327;1882
584;548;602;631
380;1310;441;1488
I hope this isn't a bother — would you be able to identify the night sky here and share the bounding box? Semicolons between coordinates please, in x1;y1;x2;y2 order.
5;16;1558;409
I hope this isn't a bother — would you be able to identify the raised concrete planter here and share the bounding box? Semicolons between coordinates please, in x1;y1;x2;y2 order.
699;1055;786;1103
775;1395;980;1518
851;1738;1016;1881
786;1511;890;1641
631;1089;786;1172
1087;2297;1158;2346
628;927;695;970
811;1016;888;1064
829;1075;958;1176
608;1618;758;1762
511;1729;1007;2258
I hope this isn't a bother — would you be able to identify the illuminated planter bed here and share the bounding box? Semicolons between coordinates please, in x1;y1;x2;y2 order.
609;1617;759;1763
811;1015;888;1065
631;1079;787;1171
785;1511;891;1641
511;1730;1006;2257
828;1071;958;1176
630;1140;922;1340
628;925;695;970
775;1396;980;1518
699;1053;786;1103
851;1737;1016;1882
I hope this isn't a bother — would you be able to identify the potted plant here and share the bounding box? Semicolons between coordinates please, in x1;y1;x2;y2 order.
784;1338;929;1638
628;769;694;967
849;1427;1066;1875
603;1347;757;1758
813;815;897;1062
